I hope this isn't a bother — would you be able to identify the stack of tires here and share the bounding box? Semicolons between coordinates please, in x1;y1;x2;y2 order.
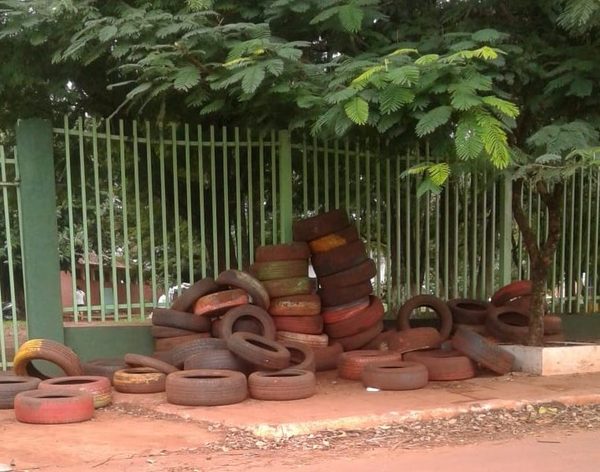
293;208;384;352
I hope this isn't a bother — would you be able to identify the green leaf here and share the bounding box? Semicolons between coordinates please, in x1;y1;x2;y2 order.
386;48;419;57
241;65;265;94
415;106;453;136
98;25;118;42
451;90;482;111
200;99;225;115
379;85;414;114
471;28;507;43
310;7;340;25
475;111;510;168
415;54;439;65
264;58;284;76
387;65;420;86
481;96;519;118
351;65;385;89
567;78;593;97
326;87;358;104
427;162;451;185
344;96;369;125
417;178;442;197
455;115;484;160
173;66;201;91
338;5;364;33
126;82;152;100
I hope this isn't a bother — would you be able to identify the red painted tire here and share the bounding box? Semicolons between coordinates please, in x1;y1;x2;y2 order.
113;367;166;393
485;305;530;343
262;277;312;298
318;280;373;307
166;369;247;406
212;316;263;338
154;333;211;352
451;326;514;375
362;361;428;391
152;308;211;332
124;353;179;374
183;350;250;373
325;296;384;338
403;349;476;381
170;278;220;312
396;295;453;341
276;331;329;349
308;225;359;253
13;339;84;380
490;280;533;307
337;350;403;380
15;389;94;424
250;260;309;281
170;338;228;368
313;343;344;371
447;299;490;325
273;315;323;335
82;358;127;384
269;294;321;317
38;376;112;408
0;376;41;409
248;369;316;401
193;289;249;317
152;350;175;364
363;327;442;352
505;295;548;314
293;209;350;242
217;304;276;340
318;259;377;290
255;242;311;262
216;269;270;310
280;340;316;371
543;315;563;335
227;332;291;370
332;320;384;351
151;326;200;338
311;240;368;277
321;297;371;324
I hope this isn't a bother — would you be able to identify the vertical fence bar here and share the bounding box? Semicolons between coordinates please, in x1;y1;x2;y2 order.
334;140;340;209
443;173;449;300
365;143;371;254
490;178;497;296
471;174;478;298
106;120;119;317
462;178;468;297
415;147;421;294
583;169;592;311
481;171;488;298
159;124;169;305
324;140;330;212
132;121;145;317
424;149;431;294
63;117;78;321
313;135;319;212
375;149;381;294
453;181;459;297
278;130;293;242
92;120;106;320
210;125;219;274
405;150;411;297
185;124;194;282
234;127;243;267
559;180;568;313
246;129;255;264
433;149;440;297
301;135;308;215
271;130;277;244
395;155;402;307
198;125;207;278
222;126;231;269
576;169;584;312
385;157;391;310
259;134;266;246
592;166;599;312
120;120;132;320
355;141;361;234
498;177;513;287
567;174;576;312
145;122;158;306
77;118;92;321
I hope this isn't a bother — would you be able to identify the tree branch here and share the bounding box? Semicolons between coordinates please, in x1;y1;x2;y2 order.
541;182;564;261
512;179;540;262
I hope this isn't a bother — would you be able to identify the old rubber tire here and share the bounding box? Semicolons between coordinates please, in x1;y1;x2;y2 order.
170;338;228;368
363;327;442;352
151;326;201;338
154;333;211;352
397;295;453;341
325;296;384;338
293;209;350;242
332;320;384;351
248;369;316;401
543;315;563;335
113;367;166;393
276;331;329;349
447;299;490;325
362;361;429;391
38;376;112;408
14;389;94;424
311;240;368;277
212;317;263;338
279;340;316;372
82;358;127;384
170;278;220;312
217;304;276;340
262;277;312;298
485;305;530;343
451;326;514;375
124;353;179;374
490;280;533;307
269;294;321;317
250;260;309;281
151;308;211;332
227;332;291;370
273;315;324;335
337;350;403;380
452;323;488;336
308;225;359;253
0;376;41;409
318;259;377;290
183;350;250;373
166;369;247;406
321;297;371;325
318;280;373;307
313;343;344;371
13;339;84;380
216;269;270;310
255;242;311;262
193;289;249;317
403;349;476;381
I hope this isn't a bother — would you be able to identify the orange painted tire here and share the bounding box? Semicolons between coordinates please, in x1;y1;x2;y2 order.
154;333;211;352
216;270;270;310
332;320;384;351
14;390;94;424
396;295;453;341
451;326;514;375
273;315;324;335
183;350;250;373
337;350;403;380
318;259;377;290
170;278;220;312
262;277;312;298
166;369;247;406
490;280;532;307
170;338;228;368
255;242;311;262
212;317;263;338
217;304;276;340
318;279;373;307
276;331;329;349
311;240;368;277
447;299;490;325
248;369;316;401
308;225;359;253
151;326;200;338
362;361;428;391
38;376;112;408
324;296;384;338
124;353;179;374
13;339;84;380
363;327;442;352
269;294;321;317
250;260;308;281
152;308;211;332
403;349;476;381
193;289;249;317
313;343;344;371
280;340;316;371
293;209;350;242
82;358;127;384
227;332;291;370
0;376;41;409
485;305;530;343
321;297;370;324
113;367;166;394
543;315;563;335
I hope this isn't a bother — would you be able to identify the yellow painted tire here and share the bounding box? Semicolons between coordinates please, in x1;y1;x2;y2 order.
13;339;83;380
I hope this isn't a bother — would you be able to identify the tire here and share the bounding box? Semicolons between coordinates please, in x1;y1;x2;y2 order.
490;280;532;306
255;242;311;262
543;315;563;335
451;326;515;375
216;269;270;310
152;350;175;365
183;350;250;373
318;280;373;307
447;299;490;325
151;308;211;332
170;278;220;312
293;209;350;242
227;332;291;370
321;297;371;324
262;277;312;298
124;353;179;374
269;294;321;317
13;339;84;380
485;305;530;343
212;317;264;338
337;350;403;380
279;340;316;371
308;225;359;253
273;315;323;335
362;327;442;352
311;240;368;277
0;376;41;409
38;376;112;408
193;289;250;317
14;389;94;424
113;367;167;393
318;259;377;290
248;369;316;401
362;361;429;391
170;338;228;368
166;369;247;406
250;260;309;281
276;331;329;349
403;349;476;381
151;326;201;338
154;333;211;352
396;295;453;341
325;296;384;338
313;343;343;371
452;323;488;336
82;358;127;384
332;320;384;351
505;295;548;314
217;304;276;340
